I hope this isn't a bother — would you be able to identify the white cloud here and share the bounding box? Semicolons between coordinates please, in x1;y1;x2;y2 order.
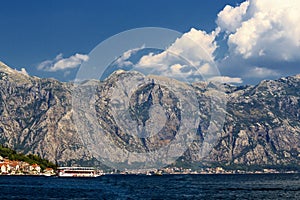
197;63;213;75
246;67;279;78
37;53;89;72
217;1;250;33
114;46;144;67
145;27;219;65
170;64;186;75
133;27;220;82
167;27;220;63
217;0;300;61
208;76;243;84
103;0;300;85
108;27;221;83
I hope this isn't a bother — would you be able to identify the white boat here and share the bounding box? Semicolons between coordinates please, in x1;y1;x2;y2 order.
43;173;52;177
57;167;101;177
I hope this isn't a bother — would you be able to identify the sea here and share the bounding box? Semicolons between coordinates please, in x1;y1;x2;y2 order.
0;173;299;199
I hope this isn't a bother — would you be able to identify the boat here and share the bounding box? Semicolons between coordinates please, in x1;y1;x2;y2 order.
146;171;152;176
43;173;52;177
57;167;101;177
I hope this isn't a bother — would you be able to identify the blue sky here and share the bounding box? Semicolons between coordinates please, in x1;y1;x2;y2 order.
0;0;299;84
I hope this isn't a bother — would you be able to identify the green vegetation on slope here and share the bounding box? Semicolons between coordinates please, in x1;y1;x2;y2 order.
0;144;57;170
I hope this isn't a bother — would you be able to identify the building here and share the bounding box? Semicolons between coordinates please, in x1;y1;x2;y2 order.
9;161;20;172
0;163;10;174
44;168;54;174
29;164;41;174
0;155;4;163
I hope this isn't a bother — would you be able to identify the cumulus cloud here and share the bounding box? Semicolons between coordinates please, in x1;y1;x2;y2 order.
114;46;144;67
97;0;300;85
139;27;219;67
217;0;300;61
132;28;220;82
246;67;279;78
208;76;243;84
217;1;249;33
170;64;187;75
37;53;89;72
168;27;220;63
109;27;221;83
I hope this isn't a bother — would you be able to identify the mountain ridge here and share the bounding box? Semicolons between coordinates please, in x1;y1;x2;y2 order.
0;62;299;169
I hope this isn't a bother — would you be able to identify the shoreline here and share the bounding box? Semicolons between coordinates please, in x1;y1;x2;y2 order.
0;171;299;177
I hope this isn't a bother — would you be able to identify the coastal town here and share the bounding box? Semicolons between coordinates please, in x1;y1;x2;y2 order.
0;155;55;176
0;144;298;177
113;166;298;176
1;153;298;177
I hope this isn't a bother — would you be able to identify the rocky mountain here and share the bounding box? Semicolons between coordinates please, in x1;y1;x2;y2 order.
0;61;299;169
210;75;300;168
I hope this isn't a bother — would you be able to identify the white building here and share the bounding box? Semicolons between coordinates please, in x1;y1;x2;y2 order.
0;163;10;174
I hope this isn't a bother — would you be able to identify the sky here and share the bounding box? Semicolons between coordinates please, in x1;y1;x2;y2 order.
0;0;299;85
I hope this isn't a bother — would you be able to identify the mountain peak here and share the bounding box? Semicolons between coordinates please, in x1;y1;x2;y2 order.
0;61;33;83
0;61;16;74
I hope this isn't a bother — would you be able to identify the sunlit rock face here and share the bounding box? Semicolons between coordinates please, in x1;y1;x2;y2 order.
0;61;299;168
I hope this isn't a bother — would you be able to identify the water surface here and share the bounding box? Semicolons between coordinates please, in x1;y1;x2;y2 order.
0;173;299;199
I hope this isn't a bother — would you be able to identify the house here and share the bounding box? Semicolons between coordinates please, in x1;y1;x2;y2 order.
9;161;20;172
0;163;6;173
44;168;54;174
0;163;10;174
43;167;55;176
20;162;30;173
29;164;41;174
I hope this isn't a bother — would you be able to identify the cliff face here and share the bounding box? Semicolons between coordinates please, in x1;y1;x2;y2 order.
0;62;93;166
0;61;299;168
208;76;300;166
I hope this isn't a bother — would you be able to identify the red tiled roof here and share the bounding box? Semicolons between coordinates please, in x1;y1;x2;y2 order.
8;161;20;167
31;164;40;168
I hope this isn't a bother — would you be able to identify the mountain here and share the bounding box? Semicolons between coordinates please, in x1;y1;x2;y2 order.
0;61;299;169
195;75;300;169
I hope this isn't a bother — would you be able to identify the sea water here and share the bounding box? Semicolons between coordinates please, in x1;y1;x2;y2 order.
0;173;299;199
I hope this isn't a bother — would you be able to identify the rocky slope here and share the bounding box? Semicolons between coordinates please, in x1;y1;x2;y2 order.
209;76;300;167
0;61;299;169
0;62;94;166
